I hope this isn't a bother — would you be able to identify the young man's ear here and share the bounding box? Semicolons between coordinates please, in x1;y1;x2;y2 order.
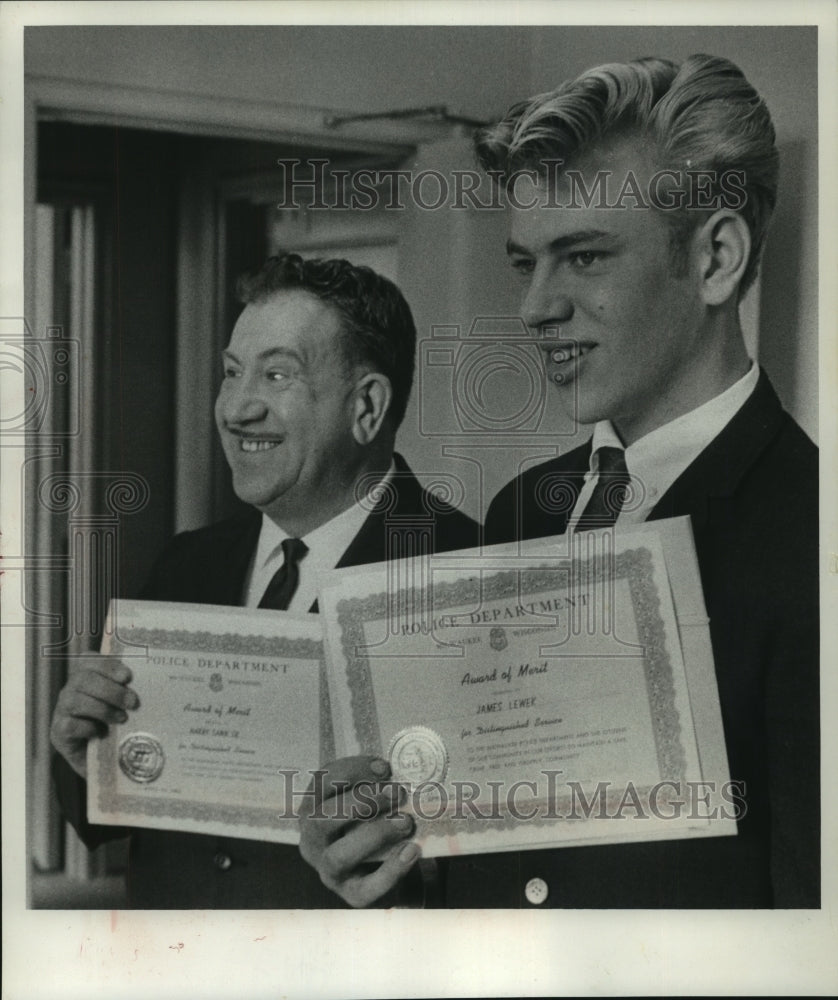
352;372;393;445
694;210;752;306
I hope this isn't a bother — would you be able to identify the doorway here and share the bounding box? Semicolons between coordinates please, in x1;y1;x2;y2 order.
28;118;411;905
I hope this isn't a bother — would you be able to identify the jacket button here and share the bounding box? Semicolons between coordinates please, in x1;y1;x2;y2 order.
524;877;548;905
213;852;233;871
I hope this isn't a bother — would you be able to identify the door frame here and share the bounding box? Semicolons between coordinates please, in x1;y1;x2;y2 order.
23;73;430;893
25;74;426;529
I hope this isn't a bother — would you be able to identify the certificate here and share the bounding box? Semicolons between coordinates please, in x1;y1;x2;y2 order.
87;600;331;843
319;517;736;857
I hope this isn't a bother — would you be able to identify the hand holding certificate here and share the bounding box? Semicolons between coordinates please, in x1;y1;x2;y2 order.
87;601;332;843
319;517;737;858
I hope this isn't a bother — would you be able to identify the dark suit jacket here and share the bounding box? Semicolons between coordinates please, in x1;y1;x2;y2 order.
453;370;818;907
54;454;480;908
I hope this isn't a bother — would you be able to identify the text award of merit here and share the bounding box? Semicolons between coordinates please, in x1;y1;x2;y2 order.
87;600;331;843
319;517;736;857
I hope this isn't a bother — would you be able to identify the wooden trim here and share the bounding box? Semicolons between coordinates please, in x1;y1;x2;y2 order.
27;74;423;155
174;154;218;533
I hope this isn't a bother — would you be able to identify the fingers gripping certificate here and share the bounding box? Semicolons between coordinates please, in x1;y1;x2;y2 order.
87;601;331;843
320;521;736;857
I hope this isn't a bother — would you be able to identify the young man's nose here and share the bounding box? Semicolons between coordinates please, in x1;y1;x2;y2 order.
521;273;574;332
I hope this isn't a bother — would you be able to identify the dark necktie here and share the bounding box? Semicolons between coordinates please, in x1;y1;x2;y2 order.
574;446;630;531
257;537;308;610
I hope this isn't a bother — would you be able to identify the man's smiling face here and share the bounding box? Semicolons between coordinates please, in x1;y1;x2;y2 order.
507;142;712;445
214;289;360;526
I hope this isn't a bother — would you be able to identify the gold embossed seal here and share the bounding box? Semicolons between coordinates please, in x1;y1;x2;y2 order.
118;732;165;783
388;726;448;787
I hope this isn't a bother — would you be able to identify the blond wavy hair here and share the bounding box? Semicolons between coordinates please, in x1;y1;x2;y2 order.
475;55;778;293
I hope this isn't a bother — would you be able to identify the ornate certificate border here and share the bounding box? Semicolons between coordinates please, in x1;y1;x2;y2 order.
95;627;331;833
335;547;686;825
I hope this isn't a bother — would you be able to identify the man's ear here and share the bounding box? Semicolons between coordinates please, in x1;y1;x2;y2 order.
352;372;393;445
694;210;752;306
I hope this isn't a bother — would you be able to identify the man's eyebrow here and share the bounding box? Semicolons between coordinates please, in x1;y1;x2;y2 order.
221;346;306;365
506;230;615;257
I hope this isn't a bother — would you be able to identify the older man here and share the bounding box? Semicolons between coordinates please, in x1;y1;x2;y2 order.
50;254;479;907
299;55;819;908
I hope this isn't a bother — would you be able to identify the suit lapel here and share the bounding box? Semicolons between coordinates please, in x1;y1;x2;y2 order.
647;369;785;529
301;455;427;612
305;504;388;613
526;442;592;539
210;512;262;606
334;453;426;571
333;506;389;571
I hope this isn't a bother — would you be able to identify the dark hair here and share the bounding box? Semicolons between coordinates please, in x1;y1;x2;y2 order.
475;54;778;293
237;254;417;428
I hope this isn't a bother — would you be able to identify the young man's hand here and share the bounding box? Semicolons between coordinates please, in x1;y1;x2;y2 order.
298;755;420;907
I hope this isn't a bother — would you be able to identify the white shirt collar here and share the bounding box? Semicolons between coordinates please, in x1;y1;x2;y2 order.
586;363;759;516
246;461;396;609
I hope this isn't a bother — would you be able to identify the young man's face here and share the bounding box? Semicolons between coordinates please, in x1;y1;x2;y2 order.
214;289;361;527
507;143;712;444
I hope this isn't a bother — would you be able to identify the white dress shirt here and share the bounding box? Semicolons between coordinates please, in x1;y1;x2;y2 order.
569;363;760;528
244;463;396;613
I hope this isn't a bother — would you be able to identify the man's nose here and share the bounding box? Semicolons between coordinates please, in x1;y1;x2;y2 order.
522;269;574;332
219;377;269;425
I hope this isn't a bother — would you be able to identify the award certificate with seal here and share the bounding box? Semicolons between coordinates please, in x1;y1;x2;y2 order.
319;517;735;857
87;600;331;843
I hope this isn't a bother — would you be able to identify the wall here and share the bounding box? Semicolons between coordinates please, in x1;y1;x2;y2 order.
24;25;530;124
